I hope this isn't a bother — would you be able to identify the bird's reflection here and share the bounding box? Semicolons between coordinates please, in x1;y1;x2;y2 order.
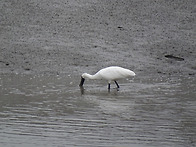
80;86;85;95
80;85;120;95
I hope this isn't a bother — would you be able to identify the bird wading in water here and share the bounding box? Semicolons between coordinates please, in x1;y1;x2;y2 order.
79;66;135;90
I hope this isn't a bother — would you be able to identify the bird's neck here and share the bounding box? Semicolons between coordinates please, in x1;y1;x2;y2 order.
83;73;100;80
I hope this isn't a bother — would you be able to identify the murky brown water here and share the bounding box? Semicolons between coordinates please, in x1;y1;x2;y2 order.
0;73;195;147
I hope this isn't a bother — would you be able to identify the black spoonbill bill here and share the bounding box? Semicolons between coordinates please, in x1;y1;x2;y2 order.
79;66;135;90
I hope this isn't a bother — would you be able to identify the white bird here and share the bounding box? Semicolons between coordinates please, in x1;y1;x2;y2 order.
79;66;136;90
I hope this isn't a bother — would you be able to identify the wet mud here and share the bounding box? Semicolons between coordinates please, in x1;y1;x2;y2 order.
0;0;195;76
0;0;196;147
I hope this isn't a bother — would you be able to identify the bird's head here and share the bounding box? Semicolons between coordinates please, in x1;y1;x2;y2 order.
79;73;88;86
79;76;85;87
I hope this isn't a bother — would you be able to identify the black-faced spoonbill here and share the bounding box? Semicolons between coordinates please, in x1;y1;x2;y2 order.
79;66;135;90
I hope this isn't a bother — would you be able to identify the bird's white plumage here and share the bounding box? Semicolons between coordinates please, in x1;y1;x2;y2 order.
80;66;135;89
94;66;135;82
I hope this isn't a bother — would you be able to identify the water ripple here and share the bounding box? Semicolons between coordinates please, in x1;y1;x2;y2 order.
0;74;195;147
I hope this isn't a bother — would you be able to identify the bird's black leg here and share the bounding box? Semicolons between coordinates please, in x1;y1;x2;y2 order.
108;83;110;90
114;81;120;89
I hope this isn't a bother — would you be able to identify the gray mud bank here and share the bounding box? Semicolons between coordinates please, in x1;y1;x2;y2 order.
0;0;195;77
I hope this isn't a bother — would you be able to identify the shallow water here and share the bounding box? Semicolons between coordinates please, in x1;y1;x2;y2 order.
0;73;195;147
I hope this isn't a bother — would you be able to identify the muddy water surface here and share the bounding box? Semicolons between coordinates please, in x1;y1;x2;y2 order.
0;73;195;147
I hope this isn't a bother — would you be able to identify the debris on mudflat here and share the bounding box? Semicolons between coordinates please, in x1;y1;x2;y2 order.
165;55;184;61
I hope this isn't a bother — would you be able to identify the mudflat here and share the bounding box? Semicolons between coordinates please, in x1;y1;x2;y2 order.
0;0;195;76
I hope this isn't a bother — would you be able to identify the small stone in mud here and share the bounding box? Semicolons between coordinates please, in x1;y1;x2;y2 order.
189;73;195;76
165;55;184;61
117;26;125;30
24;68;30;71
